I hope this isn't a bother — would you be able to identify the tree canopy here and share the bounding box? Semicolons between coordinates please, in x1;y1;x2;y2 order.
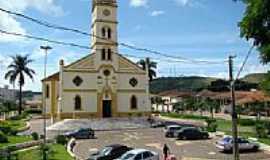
237;0;270;63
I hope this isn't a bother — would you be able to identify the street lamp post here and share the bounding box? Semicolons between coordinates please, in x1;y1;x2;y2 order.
40;45;52;160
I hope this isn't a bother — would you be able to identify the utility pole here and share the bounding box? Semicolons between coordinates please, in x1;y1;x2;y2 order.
40;45;52;160
145;57;151;113
228;55;239;160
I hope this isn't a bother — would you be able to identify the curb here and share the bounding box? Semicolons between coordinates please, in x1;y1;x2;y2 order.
17;121;31;133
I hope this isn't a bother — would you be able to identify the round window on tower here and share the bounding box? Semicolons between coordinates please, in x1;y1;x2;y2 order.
103;9;111;16
103;69;111;76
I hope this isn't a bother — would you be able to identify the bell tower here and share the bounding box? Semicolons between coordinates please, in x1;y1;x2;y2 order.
91;0;118;66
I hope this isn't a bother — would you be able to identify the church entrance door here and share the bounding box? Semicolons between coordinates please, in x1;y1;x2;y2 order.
102;100;112;118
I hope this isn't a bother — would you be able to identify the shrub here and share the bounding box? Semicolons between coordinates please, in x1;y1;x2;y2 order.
255;122;268;138
0;126;12;135
239;119;256;126
56;135;67;145
40;134;45;139
31;132;39;140
25;109;42;114
205;118;217;132
264;121;270;134
0;131;8;143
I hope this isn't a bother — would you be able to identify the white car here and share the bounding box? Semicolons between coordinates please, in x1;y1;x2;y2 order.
216;136;260;152
117;149;159;160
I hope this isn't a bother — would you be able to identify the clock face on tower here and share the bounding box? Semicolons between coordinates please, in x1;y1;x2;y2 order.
103;9;111;16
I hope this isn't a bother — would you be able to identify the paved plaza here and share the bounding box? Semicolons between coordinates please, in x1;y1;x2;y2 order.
73;128;270;160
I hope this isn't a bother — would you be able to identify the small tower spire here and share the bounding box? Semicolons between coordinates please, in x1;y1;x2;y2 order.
92;0;117;11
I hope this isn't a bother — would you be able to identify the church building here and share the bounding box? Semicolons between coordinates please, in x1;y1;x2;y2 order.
42;0;151;120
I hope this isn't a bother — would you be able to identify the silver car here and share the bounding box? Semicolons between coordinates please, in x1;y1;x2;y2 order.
216;137;260;152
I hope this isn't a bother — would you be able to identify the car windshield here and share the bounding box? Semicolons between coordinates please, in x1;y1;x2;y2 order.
222;137;232;143
170;127;181;130
100;147;112;156
121;153;135;160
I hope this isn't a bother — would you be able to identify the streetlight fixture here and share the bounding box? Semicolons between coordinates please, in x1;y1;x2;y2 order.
40;45;52;160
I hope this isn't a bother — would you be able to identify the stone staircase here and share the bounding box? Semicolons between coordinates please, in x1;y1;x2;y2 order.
47;117;151;132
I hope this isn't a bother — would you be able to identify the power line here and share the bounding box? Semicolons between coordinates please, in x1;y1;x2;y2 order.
0;28;227;66
235;45;254;80
0;7;227;64
0;29;91;50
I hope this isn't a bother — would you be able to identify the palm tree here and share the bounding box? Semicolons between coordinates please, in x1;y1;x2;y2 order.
137;58;157;81
5;54;35;115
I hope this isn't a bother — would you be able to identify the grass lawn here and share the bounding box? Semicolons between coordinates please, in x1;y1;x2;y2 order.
16;144;73;160
0;135;32;149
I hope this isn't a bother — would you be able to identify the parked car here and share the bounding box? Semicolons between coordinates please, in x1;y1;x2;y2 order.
117;149;159;160
164;125;183;138
87;144;132;160
177;127;209;140
216;137;260;152
151;121;165;128
64;128;95;139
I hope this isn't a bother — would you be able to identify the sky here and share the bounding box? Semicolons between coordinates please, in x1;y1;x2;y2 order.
0;0;268;92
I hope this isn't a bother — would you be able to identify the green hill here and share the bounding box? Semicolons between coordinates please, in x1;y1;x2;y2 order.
150;76;217;94
241;73;266;84
150;73;267;94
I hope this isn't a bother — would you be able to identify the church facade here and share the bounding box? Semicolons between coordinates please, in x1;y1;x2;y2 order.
42;0;151;120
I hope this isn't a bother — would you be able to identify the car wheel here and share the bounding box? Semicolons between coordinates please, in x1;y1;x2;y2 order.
253;146;259;151
182;136;187;140
202;135;208;139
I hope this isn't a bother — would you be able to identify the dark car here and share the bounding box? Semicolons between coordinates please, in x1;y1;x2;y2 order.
151;121;165;128
177;127;209;140
87;144;132;160
64;128;95;139
164;125;183;138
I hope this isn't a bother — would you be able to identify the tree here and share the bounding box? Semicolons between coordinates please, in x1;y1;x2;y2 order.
236;0;270;63
5;54;35;115
204;98;220;119
249;101;265;120
260;71;270;94
137;58;157;81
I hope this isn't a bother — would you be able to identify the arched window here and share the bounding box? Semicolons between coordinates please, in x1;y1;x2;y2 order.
74;95;82;110
107;28;111;39
45;84;50;98
107;49;112;60
130;95;137;110
101;48;106;60
102;27;106;37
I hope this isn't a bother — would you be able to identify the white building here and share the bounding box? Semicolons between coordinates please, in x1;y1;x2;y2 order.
0;85;17;102
42;0;151;120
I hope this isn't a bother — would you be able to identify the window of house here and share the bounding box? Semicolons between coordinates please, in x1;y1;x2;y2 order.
107;49;112;60
130;95;138;110
75;95;82;110
46;84;50;98
102;48;106;60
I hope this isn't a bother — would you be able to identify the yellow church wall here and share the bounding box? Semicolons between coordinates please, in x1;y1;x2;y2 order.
62;91;98;113
116;73;148;90
62;72;98;90
117;92;150;113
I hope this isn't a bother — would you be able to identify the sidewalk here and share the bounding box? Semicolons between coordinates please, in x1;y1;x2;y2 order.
157;115;206;126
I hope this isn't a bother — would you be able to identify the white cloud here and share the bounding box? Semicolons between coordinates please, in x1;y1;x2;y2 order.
174;0;190;6
150;10;165;17
130;0;148;8
172;0;205;8
0;0;64;42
